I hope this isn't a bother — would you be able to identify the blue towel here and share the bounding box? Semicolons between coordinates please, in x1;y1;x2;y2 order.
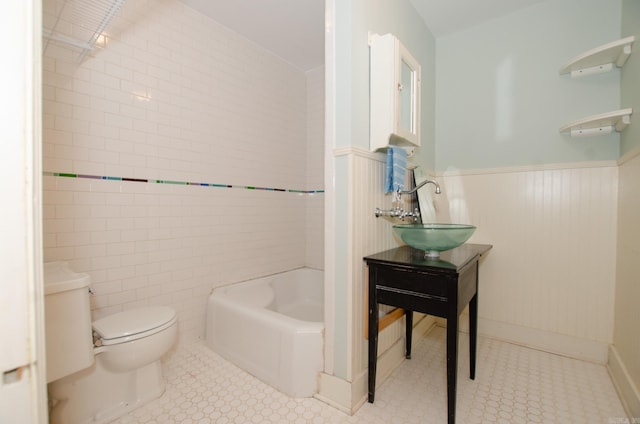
385;146;407;193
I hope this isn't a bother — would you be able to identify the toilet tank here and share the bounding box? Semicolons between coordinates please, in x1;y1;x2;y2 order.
43;262;94;383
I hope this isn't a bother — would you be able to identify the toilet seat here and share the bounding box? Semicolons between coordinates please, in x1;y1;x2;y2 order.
94;306;177;346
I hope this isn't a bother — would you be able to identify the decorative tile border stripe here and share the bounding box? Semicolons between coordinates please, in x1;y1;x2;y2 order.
43;172;324;194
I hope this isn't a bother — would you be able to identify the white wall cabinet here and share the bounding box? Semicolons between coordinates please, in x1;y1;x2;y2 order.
369;33;421;152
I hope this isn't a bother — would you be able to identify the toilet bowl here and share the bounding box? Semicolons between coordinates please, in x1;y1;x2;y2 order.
44;262;178;424
48;306;178;424
93;306;178;373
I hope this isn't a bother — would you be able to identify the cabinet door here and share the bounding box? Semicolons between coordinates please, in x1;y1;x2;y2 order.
397;44;421;144
370;33;421;151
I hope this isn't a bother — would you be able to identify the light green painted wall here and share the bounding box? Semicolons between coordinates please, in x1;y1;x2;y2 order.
435;0;622;171
620;0;640;154
330;0;352;381
334;1;353;152
332;155;349;378
333;0;436;167
361;0;437;172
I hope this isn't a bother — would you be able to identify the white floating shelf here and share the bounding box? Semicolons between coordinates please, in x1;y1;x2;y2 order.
560;108;632;137
559;36;635;77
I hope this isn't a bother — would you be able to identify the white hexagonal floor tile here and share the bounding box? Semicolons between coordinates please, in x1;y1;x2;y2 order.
113;326;628;424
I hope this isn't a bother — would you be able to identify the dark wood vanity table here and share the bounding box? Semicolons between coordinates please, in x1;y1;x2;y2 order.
364;243;492;424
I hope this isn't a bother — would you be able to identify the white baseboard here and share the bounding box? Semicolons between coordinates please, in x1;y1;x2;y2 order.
315;314;436;414
315;334;407;415
314;372;354;414
608;345;640;419
453;314;610;363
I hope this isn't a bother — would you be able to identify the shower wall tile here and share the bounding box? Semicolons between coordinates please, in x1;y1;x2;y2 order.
306;67;325;269
42;0;324;343
306;67;326;190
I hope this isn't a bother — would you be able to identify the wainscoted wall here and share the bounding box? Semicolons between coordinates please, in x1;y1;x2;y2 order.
610;0;640;417
42;0;324;343
350;149;407;381
436;163;618;362
330;150;620;410
611;149;640;418
317;147;422;413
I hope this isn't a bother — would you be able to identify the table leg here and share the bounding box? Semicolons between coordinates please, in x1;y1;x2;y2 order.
446;316;459;424
368;280;378;403
405;309;413;359
469;294;478;380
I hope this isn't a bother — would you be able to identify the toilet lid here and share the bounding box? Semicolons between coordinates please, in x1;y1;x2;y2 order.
93;306;176;342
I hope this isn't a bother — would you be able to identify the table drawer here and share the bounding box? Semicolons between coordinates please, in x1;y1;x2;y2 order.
374;265;453;299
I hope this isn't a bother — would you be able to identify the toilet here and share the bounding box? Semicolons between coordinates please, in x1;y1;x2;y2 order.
44;262;178;424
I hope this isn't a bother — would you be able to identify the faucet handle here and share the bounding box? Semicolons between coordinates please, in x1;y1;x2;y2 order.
412;208;421;222
393;188;402;204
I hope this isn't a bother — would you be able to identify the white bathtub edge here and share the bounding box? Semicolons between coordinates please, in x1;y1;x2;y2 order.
206;267;324;398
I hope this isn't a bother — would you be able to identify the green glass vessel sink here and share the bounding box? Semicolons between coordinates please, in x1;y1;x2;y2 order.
393;223;476;258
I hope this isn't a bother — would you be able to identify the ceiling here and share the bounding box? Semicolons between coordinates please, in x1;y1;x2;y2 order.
179;0;545;71
179;0;325;71
409;0;545;39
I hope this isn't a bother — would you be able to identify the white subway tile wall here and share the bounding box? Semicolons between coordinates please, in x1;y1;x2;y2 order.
42;0;324;343
305;67;325;270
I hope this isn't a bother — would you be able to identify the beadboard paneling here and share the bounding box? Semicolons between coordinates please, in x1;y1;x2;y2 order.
349;150;408;378
611;150;640;417
436;165;618;349
344;154;619;374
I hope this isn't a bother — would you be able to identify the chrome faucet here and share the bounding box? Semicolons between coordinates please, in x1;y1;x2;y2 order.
374;178;441;221
398;178;441;195
374;206;421;221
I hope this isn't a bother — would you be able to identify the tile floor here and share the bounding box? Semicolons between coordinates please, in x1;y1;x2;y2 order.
114;326;628;424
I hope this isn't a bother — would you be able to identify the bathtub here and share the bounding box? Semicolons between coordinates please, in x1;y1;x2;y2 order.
205;268;324;398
